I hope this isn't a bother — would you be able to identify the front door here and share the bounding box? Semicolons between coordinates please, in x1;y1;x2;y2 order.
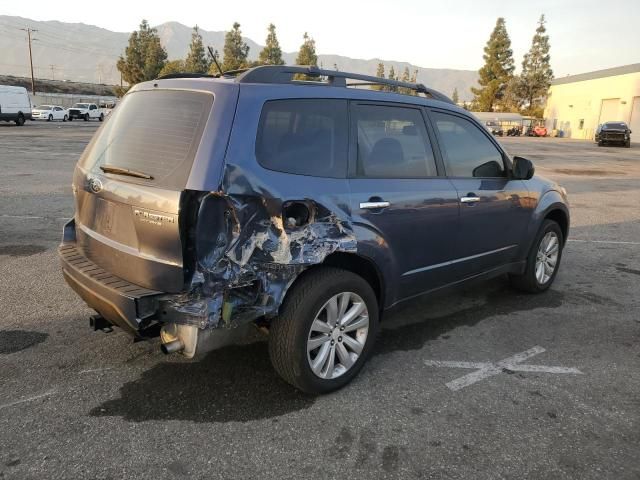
428;109;531;278
348;102;460;303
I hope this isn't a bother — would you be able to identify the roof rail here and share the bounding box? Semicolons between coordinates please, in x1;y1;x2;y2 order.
156;72;215;80
236;65;454;104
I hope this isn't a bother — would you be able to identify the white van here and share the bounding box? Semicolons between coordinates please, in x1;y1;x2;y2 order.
0;85;32;126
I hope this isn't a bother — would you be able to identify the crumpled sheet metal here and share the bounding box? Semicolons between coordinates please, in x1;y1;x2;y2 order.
160;192;357;329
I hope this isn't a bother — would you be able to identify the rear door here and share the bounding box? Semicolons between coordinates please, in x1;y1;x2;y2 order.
74;88;214;292
428;109;530;277
347;102;460;302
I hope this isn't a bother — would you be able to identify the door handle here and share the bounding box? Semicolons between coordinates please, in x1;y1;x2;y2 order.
360;201;390;210
460;196;480;204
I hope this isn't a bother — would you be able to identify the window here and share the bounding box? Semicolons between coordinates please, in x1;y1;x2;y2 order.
432;112;505;178
256;99;348;178
579;119;584;130
354;105;437;178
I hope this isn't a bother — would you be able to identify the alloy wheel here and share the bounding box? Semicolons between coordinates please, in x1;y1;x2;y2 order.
307;292;369;380
535;231;559;285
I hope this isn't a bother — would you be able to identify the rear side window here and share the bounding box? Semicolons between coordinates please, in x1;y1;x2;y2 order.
80;89;212;190
354;105;437;178
432;112;505;178
256;99;348;178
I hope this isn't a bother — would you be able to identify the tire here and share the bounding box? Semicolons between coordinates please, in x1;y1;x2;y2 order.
84;113;89;121
510;219;564;293
625;140;631;148
68;116;73;122
598;140;603;147
47;114;53;122
269;267;379;394
63;115;68;122
99;113;104;122
15;114;25;126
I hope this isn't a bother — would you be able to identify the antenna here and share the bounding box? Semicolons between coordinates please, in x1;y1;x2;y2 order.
207;46;223;76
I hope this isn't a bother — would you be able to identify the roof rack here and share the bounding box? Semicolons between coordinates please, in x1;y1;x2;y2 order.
236;65;454;104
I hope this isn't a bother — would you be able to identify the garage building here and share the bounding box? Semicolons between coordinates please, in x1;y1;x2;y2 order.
544;63;640;140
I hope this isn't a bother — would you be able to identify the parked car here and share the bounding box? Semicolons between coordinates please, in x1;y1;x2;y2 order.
485;121;504;136
68;103;104;121
59;66;570;394
32;104;68;122
0;85;32;125
595;122;631;147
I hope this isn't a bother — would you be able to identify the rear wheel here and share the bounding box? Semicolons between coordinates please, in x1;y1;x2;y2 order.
63;115;68;122
15;114;25;126
510;220;563;293
84;113;89;121
47;114;53;122
269;267;379;394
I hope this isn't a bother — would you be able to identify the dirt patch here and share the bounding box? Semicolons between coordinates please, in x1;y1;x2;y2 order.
552;168;625;176
0;330;48;354
0;245;47;257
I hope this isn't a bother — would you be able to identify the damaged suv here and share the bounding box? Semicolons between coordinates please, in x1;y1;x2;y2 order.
59;66;569;393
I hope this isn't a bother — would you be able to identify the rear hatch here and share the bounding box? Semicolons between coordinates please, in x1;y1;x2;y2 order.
72;88;214;293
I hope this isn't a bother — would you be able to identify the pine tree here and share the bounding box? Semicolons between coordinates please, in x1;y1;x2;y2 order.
399;66;411;95
222;22;250;72
372;62;385;91
158;60;186;77
258;23;285;66
117;20;167;89
184;25;210;73
295;32;318;66
386;66;397;92
471;17;515;111
452;88;459;104
518;15;553;115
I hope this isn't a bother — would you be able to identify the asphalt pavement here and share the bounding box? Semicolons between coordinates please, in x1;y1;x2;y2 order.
1;121;639;479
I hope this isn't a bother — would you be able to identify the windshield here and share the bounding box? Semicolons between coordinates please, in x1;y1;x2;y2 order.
73;103;89;108
603;122;627;129
79;89;213;190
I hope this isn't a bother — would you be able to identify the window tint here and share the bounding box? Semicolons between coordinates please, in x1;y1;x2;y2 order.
256;99;348;178
354;105;437;178
433;112;505;177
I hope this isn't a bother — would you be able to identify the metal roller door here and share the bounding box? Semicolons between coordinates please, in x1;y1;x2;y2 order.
598;98;621;124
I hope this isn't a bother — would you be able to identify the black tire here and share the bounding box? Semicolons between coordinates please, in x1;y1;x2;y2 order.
99;113;104;122
47;114;53;122
510;219;564;293
598;140;603;147
84;113;89;121
68;116;73;122
625;140;631;148
63;115;68;122
268;267;379;394
15;114;25;126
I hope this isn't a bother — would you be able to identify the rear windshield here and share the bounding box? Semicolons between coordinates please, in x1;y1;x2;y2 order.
80;89;212;190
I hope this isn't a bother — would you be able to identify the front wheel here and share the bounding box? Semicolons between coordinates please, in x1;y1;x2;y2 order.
269;267;379;394
47;114;53;122
510;220;564;293
63;115;68;122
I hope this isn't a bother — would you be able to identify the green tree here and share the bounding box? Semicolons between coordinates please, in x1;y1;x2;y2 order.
185;25;210;73
258;23;285;65
372;62;385;90
117;20;167;89
518;15;553;115
296;32;318;66
222;22;250;71
471;17;515;111
387;66;397;92
158;60;186;77
399;66;412;95
452;88;459;104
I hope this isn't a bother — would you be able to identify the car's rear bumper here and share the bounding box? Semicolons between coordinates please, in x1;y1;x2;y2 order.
59;219;162;333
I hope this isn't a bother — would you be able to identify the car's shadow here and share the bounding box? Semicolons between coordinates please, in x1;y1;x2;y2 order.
90;279;565;423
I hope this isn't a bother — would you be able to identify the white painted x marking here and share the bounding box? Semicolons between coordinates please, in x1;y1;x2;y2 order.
424;346;583;391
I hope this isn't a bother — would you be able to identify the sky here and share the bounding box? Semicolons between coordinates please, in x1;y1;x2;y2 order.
1;0;639;76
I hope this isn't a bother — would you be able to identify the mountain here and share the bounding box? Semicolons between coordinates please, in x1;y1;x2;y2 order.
0;15;477;100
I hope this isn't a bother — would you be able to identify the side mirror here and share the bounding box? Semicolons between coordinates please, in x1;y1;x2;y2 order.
512;156;535;180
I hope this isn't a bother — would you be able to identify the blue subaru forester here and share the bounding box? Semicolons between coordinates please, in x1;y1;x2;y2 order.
59;65;569;393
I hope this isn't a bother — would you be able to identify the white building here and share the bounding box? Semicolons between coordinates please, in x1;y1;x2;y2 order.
544;63;640;140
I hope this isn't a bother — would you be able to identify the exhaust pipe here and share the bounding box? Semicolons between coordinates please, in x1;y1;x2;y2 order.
160;339;184;354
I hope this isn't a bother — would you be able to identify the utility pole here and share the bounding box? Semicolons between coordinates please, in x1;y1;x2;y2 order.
49;64;56;81
20;27;37;95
